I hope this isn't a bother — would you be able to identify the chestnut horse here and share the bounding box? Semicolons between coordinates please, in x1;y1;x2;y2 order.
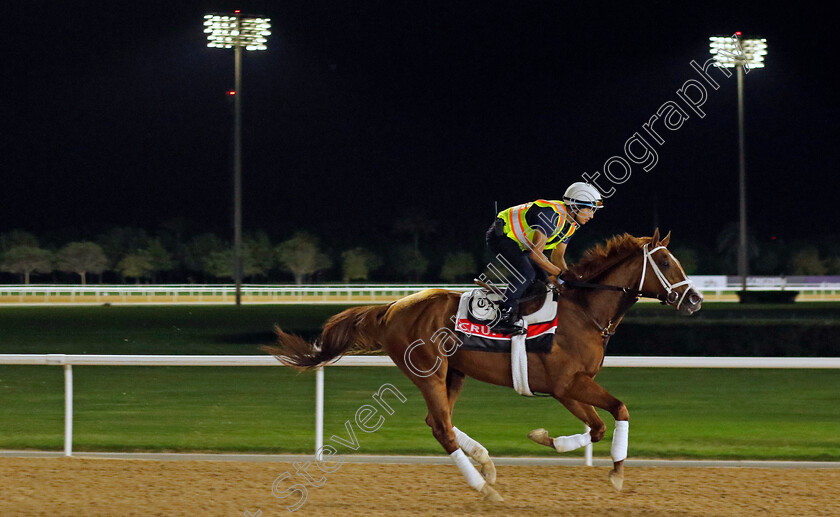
264;229;703;501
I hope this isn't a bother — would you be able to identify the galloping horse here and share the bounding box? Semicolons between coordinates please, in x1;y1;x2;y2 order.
264;229;703;501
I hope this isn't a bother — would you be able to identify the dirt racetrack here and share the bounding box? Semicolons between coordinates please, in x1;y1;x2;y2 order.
2;458;840;516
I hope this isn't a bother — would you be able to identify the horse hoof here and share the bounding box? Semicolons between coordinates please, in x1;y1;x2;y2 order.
480;484;504;502
527;428;552;447
609;470;624;492
473;449;496;485
480;462;497;485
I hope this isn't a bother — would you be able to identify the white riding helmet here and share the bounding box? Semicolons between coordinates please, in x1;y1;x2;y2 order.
563;182;604;209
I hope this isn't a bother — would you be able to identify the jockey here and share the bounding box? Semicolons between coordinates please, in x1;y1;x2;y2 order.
485;182;603;335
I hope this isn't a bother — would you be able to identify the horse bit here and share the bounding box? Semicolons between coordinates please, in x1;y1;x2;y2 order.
562;243;698;354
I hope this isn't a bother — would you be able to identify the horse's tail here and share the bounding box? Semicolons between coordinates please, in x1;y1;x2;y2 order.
261;304;389;370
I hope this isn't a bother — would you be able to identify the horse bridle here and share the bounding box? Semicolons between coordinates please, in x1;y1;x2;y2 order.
563;242;695;308
639;243;695;309
560;242;696;364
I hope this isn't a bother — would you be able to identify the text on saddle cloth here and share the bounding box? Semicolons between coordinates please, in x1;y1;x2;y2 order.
455;289;558;354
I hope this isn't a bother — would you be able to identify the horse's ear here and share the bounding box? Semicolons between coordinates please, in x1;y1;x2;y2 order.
661;231;671;247
651;227;660;245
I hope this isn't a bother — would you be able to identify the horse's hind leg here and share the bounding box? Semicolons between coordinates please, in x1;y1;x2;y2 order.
445;369;497;485
528;398;604;453
420;377;502;501
565;374;630;491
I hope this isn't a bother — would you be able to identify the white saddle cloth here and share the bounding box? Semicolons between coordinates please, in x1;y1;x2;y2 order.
456;289;557;397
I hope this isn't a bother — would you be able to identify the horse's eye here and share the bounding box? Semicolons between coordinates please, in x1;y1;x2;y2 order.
660;260;670;269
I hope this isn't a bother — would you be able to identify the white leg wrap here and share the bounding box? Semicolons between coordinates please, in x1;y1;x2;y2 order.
553;431;592;453
450;448;486;491
453;426;489;463
611;421;629;462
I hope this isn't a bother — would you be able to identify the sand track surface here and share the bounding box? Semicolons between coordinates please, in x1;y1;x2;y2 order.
2;458;839;516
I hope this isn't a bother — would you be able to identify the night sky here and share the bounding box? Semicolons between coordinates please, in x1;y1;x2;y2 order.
3;1;837;252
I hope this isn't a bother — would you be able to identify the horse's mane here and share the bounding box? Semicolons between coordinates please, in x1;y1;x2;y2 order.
569;233;648;280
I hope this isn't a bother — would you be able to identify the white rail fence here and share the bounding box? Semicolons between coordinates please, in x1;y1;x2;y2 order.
0;285;474;303
1;279;839;303
2;354;839;464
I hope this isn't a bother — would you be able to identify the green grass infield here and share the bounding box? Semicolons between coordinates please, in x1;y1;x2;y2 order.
1;303;839;459
1;366;838;460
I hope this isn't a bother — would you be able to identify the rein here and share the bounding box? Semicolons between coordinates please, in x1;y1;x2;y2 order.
562;277;666;303
562;242;695;305
560;241;696;362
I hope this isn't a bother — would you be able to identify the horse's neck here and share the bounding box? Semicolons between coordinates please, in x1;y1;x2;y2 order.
574;260;641;329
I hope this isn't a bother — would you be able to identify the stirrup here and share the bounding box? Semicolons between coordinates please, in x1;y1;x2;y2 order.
491;308;524;336
493;323;525;336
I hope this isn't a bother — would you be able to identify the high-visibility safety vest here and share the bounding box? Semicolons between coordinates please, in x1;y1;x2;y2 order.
497;199;578;251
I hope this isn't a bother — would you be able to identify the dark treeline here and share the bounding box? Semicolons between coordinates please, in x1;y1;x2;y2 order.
1;218;839;285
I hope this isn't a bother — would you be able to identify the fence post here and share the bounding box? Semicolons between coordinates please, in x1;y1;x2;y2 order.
315;367;324;458
64;364;73;457
584;425;592;466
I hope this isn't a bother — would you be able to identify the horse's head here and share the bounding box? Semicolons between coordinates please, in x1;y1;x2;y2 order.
639;229;703;316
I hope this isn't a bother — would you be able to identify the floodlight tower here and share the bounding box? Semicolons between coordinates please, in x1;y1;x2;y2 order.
709;33;767;293
203;11;271;306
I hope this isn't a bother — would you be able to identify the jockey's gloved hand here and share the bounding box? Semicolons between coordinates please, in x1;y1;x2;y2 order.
548;275;565;287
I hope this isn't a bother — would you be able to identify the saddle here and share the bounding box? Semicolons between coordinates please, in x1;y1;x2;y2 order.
468;279;555;323
454;280;559;354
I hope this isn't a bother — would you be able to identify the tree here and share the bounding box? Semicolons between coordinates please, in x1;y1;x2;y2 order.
715;222;759;274
202;246;268;281
440;251;476;282
143;239;175;282
393;212;437;251
158;218;193;268
0;230;39;252
752;241;782;275
1;246;53;284
244;232;276;280
393;245;428;282
341;247;382;282
790;247;827;275
185;233;227;281
97;227;150;269
202;249;235;280
276;232;332;284
826;256;840;275
56;242;108;284
116;253;154;284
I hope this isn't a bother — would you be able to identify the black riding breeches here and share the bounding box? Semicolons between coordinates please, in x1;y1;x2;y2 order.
485;220;547;311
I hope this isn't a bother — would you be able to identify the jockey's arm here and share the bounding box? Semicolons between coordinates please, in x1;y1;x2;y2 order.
527;231;562;277
550;243;569;272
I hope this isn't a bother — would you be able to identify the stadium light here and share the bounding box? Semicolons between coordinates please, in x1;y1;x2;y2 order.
709;34;767;293
203;12;271;306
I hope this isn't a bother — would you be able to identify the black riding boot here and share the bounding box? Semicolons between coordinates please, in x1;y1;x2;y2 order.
491;306;525;336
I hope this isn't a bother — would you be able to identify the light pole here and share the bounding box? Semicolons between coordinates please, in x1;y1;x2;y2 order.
203;12;271;306
709;33;767;293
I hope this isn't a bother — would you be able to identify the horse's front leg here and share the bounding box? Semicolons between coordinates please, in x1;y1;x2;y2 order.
565;374;630;491
528;397;605;453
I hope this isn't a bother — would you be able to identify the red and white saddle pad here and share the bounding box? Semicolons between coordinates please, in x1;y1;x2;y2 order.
454;289;558;396
454;289;558;353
